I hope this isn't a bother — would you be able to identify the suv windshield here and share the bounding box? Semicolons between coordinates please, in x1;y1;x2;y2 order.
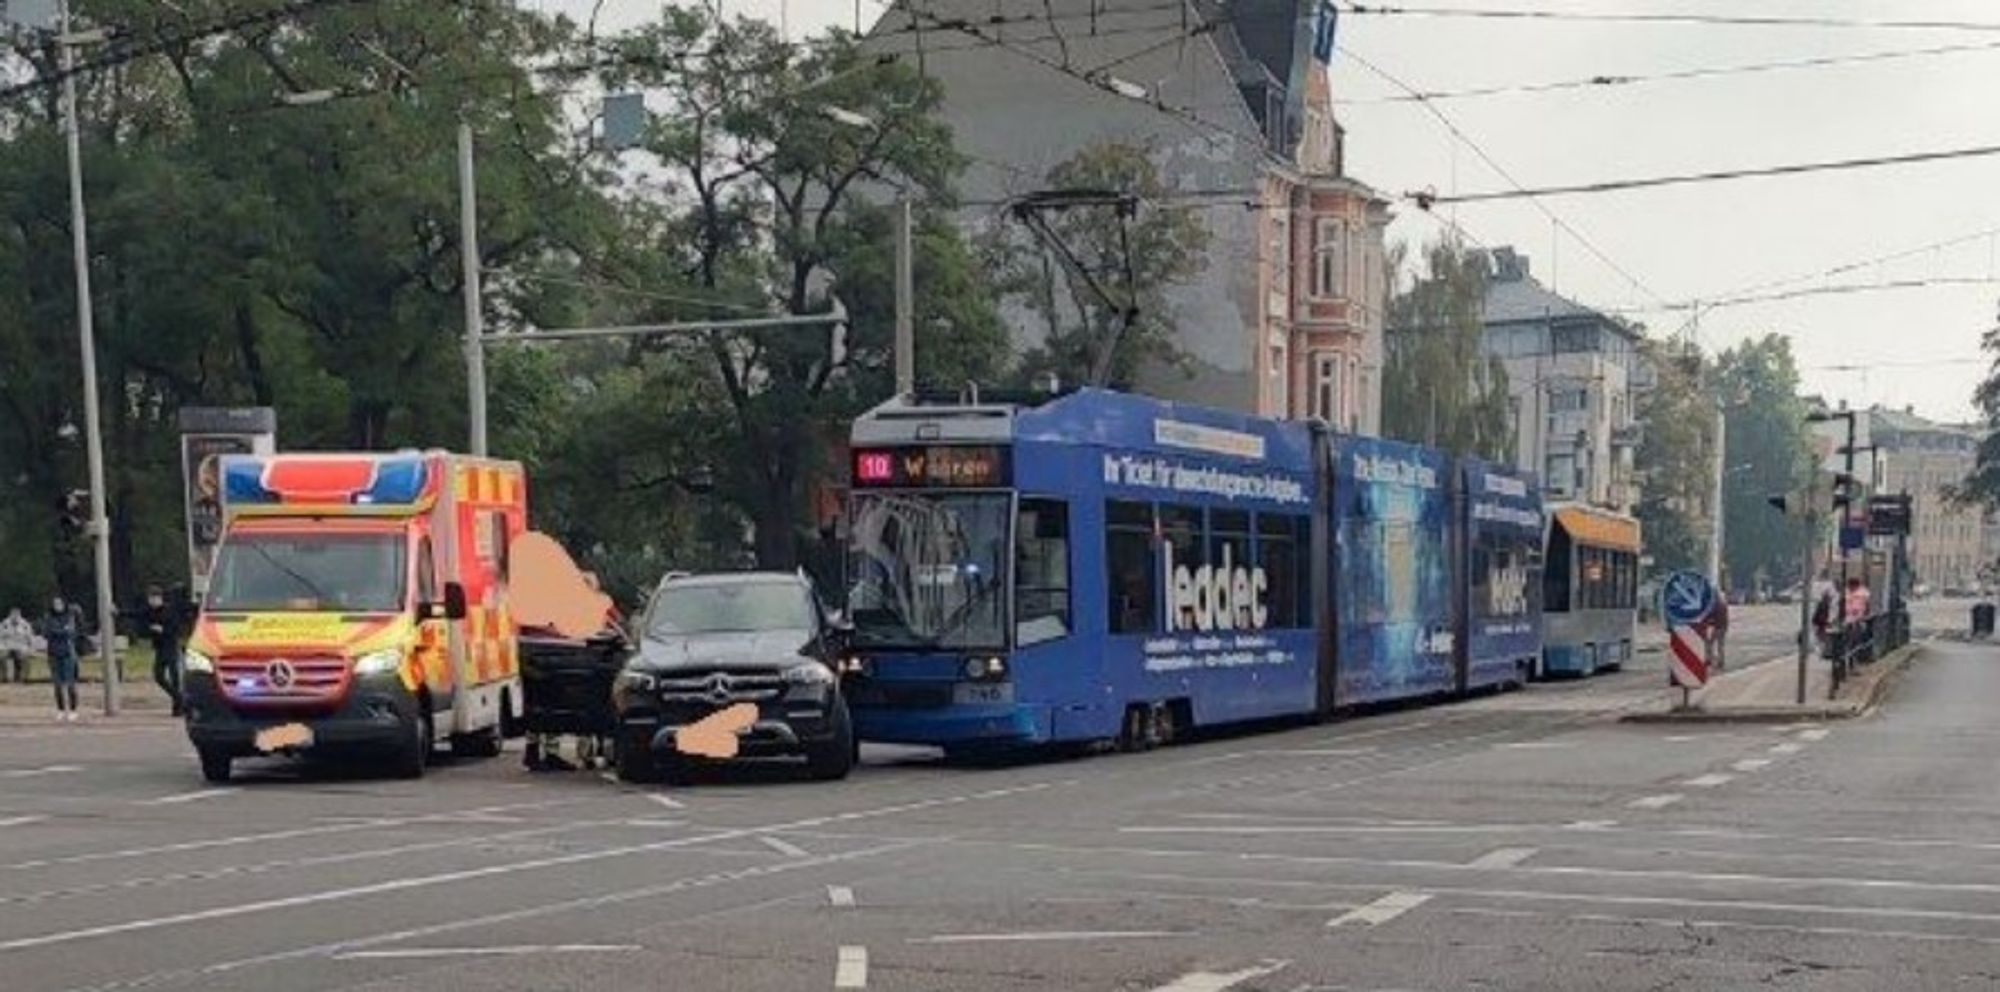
646;581;811;637
847;492;1010;650
205;532;407;613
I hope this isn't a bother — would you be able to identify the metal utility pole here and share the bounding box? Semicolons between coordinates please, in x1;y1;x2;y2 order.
59;0;119;715
1709;401;1726;583
894;196;914;397
1796;505;1814;705
459;122;488;456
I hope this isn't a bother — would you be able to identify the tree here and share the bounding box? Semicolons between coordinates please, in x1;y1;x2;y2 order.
1380;239;1513;461
599;9;1009;568
1633;339;1716;577
993;142;1209;390
1950;314;2000;514
0;0;612;609
1714;334;1813;594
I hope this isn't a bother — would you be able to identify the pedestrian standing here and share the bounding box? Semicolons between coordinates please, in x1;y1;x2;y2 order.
143;586;187;716
0;606;32;683
40;597;81;721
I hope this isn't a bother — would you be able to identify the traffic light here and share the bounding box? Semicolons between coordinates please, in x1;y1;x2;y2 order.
1830;472;1860;512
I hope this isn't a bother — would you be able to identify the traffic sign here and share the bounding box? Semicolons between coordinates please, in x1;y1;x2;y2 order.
1662;570;1718;629
1669;625;1710;689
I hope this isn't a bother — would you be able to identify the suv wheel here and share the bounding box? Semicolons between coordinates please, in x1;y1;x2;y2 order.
198;747;231;784
805;701;856;781
615;722;661;784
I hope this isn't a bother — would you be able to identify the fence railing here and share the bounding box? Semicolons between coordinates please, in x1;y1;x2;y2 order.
1827;609;1910;693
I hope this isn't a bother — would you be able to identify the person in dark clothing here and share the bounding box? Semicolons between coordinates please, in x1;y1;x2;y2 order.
142;586;187;716
40;598;81;720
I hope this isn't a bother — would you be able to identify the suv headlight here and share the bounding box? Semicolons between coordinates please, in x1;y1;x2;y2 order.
615;670;657;693
182;648;214;674
353;648;403;676
782;663;835;685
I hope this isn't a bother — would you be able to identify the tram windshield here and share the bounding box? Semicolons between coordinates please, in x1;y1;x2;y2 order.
847;492;1011;650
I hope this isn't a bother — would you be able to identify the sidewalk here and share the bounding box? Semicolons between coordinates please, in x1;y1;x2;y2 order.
0;679;178;727
1622;640;1926;723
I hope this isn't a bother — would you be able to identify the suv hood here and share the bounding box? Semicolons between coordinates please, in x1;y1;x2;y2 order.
632;629;814;672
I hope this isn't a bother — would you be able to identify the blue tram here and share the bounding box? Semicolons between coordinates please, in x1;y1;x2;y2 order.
841;388;1546;752
1539;502;1641;677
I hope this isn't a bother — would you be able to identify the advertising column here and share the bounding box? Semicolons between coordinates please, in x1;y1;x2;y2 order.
176;407;276;596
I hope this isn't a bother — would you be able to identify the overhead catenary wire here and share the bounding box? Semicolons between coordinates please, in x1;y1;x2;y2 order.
1340;47;1669;309
1339;38;2000;105
1341;4;2000;35
1413;142;2000;206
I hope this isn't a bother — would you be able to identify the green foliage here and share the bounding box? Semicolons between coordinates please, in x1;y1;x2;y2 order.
1951;320;2000;515
1715;334;1813;593
993;143;1210;390
1380;239;1513;461
1633;339;1715;577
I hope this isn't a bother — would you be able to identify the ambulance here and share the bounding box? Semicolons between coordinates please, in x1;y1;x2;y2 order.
182;451;527;782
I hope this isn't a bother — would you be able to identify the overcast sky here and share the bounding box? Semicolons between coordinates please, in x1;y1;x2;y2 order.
542;0;2000;423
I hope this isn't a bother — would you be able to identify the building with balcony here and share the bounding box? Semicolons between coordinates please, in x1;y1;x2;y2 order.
1478;248;1643;512
866;0;1389;430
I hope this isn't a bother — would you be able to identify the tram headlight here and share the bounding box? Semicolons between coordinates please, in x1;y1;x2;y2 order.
962;656;1007;680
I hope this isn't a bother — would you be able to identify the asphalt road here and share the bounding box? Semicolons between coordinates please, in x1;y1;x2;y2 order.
1;605;1994;992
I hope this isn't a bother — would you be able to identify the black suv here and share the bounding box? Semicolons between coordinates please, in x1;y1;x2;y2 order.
611;571;856;782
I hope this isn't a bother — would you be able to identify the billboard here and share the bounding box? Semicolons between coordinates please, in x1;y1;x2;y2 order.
176;408;276;596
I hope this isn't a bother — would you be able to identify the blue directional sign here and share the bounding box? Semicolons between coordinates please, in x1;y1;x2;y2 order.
1662;570;1718;629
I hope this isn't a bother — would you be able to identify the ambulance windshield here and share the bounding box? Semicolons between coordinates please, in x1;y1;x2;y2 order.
206;532;408;614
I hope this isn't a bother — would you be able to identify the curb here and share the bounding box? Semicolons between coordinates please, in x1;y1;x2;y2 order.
1618;642;1925;725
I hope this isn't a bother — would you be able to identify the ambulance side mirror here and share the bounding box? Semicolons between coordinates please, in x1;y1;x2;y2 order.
436;582;468;621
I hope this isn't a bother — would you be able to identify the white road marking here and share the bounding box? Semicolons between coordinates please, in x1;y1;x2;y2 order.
645;792;685;810
138;788;240;806
124;840;925;990
1328;891;1432;928
827;885;855;907
1496;741;1574;750
0;764;81;779
1123;824;1529;836
913;931;1183;944
759;835;810;858
1564;820;1617;831
834;945;868;989
1683;773;1735;788
334;944;638;960
1627;793;1684;809
0;782;1058;952
1771;742;1804;754
1732;758;1773;772
1148;959;1291;992
619;818;684;828
598;771;619;785
1466;847;1538;870
0;799;575;872
0;816;47;829
1453;906;2000;949
1798;728;1830;742
1662;735;1699;742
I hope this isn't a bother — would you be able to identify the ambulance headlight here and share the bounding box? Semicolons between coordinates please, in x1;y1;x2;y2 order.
353;648;404;677
182;648;214;674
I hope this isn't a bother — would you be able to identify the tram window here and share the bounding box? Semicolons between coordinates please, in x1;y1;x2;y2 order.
1105;500;1155;634
1257;513;1307;628
1016;498;1071;646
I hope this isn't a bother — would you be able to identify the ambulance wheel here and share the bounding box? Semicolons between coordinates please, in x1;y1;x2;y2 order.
452;726;502;760
198;748;231;784
393;710;431;780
